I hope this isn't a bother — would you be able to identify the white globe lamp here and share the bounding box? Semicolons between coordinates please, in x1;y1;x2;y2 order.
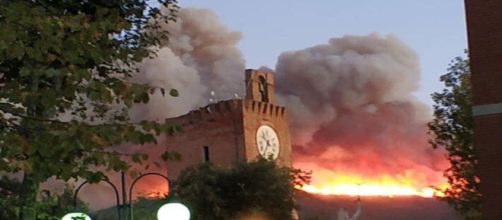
61;212;92;220
157;202;190;220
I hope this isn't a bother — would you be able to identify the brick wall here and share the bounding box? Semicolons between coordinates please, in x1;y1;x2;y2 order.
164;100;245;178
473;115;502;219
465;0;502;219
465;0;502;104
164;99;292;178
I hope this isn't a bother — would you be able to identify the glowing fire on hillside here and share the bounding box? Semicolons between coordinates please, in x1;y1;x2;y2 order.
299;182;445;198
296;172;448;198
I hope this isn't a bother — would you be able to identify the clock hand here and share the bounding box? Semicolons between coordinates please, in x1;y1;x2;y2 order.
263;139;271;154
258;141;264;152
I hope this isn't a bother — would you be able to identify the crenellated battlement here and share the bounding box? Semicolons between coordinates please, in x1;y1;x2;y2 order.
244;100;286;118
166;99;243;129
165;98;287;131
163;69;292;178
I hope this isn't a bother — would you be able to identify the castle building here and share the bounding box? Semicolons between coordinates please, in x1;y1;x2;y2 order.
164;69;292;178
465;0;502;218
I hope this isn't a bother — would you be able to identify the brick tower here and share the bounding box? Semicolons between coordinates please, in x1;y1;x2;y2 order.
164;69;292;178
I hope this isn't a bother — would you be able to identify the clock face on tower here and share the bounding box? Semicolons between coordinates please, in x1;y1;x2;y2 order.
256;125;280;160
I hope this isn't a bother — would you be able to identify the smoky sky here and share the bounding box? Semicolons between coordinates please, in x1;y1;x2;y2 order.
272;34;446;185
72;7;447;209
130;7;245;120
134;7;446;188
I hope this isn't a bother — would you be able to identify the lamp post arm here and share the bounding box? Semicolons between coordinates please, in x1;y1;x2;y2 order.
73;181;89;210
74;179;122;220
127;172;171;220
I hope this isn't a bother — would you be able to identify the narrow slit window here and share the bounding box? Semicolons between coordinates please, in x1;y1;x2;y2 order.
258;76;268;102
203;146;210;162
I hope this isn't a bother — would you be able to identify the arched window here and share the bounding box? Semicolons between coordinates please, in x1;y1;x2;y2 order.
258;76;268;102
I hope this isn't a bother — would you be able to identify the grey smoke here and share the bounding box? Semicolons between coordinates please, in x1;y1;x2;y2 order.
76;7;447;209
131;7;245;121
273;34;446;186
132;8;446;192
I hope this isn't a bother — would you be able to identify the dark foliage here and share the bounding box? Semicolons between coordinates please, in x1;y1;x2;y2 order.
428;53;481;219
174;159;311;220
0;0;178;218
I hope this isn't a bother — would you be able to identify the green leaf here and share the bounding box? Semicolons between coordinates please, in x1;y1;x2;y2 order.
45;68;60;77
161;151;181;162
169;89;179;97
19;67;31;77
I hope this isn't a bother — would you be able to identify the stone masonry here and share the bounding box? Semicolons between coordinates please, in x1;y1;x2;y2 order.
164;69;292;178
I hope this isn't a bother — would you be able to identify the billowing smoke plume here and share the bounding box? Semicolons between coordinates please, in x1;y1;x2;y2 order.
273;35;447;187
75;7;448;209
130;7;245;121
73;8;247;210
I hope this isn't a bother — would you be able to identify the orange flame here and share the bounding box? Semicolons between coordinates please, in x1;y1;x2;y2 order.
134;181;169;200
298;174;447;198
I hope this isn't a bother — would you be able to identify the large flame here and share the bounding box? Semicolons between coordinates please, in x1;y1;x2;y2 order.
297;171;448;198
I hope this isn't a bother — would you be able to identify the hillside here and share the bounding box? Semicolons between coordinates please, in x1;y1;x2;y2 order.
296;191;460;220
91;191;460;219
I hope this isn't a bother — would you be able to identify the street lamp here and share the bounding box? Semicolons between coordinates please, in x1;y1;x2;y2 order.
61;212;92;220
157;203;191;220
128;173;190;220
63;172;190;220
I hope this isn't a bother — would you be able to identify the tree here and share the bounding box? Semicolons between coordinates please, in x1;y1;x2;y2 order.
0;0;178;218
173;159;311;220
428;53;481;219
1;176;88;220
